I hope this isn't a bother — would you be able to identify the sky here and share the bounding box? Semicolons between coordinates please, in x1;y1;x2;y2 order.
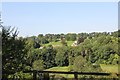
2;2;118;37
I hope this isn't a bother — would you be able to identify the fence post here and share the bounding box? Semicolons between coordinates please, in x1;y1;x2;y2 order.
43;73;49;80
33;70;37;80
74;72;78;80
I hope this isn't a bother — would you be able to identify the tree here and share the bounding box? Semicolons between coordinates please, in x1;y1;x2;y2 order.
2;27;26;78
34;42;40;48
55;46;69;66
70;33;77;41
97;35;106;44
38;34;43;38
65;33;70;41
77;37;84;45
61;36;67;46
41;38;49;44
68;47;77;65
73;56;86;71
0;14;2;79
111;31;118;37
32;60;44;70
41;45;56;68
34;38;41;48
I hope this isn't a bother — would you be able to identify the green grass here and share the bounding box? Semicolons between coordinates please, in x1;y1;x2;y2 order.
44;65;119;79
44;41;74;47
66;41;74;46
44;41;62;47
44;66;74;78
100;64;118;74
45;66;69;71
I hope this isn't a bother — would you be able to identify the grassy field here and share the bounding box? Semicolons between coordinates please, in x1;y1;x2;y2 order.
66;41;75;46
45;66;69;71
44;41;62;47
44;64;119;79
45;66;74;78
44;41;74;47
100;64;118;74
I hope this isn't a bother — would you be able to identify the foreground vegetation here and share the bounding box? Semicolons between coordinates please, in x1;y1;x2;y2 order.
2;26;120;79
45;65;118;79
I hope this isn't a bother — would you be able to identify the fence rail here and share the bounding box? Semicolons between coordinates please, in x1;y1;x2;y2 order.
23;70;111;80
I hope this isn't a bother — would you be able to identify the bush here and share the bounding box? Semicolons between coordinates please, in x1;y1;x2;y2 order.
32;60;45;70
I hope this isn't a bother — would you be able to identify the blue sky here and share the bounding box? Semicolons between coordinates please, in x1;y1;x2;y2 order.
2;2;118;37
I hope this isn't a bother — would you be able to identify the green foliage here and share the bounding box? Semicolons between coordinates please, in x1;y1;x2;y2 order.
61;37;67;46
41;38;49;44
68;46;80;65
77;37;84;45
8;71;32;79
55;46;69;66
32;60;44;70
2;27;26;73
2;25;119;79
26;48;41;67
73;55;86;71
69;33;77;41
34;43;40;48
2;27;27;79
41;45;56;68
44;41;74;47
100;64;118;74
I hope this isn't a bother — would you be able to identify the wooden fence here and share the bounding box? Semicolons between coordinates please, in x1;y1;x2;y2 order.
23;70;111;80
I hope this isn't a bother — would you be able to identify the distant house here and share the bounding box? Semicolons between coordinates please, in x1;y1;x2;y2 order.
39;46;44;49
71;41;77;46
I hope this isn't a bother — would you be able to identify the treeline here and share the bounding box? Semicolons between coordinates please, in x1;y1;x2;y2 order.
2;26;120;79
25;31;119;46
